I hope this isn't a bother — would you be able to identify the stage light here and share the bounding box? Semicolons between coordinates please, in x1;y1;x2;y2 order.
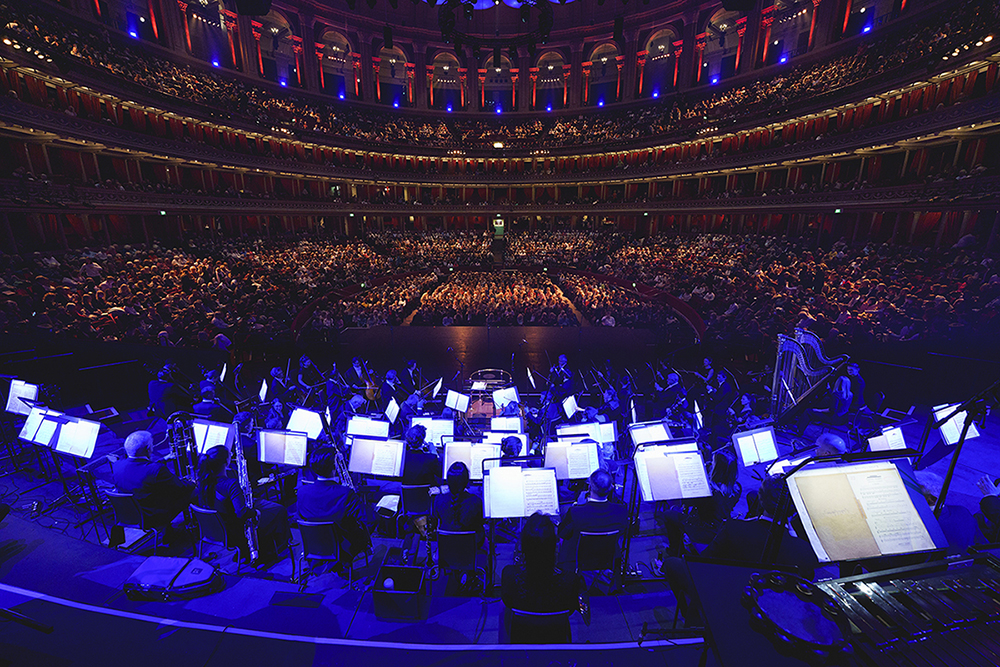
212;59;220;67
779;55;787;64
496;106;502;114
862;25;871;33
339;92;345;99
129;30;138;38
394;100;399;107
711;76;719;85
280;79;287;86
652;90;659;98
598;99;604;107
446;104;453;112
546;105;552;112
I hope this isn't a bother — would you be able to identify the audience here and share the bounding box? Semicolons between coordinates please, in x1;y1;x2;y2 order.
412;271;578;326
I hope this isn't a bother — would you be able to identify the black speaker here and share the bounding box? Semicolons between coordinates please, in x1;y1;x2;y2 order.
494;45;501;67
614;16;624;42
722;0;756;11
384;25;393;50
235;0;271;15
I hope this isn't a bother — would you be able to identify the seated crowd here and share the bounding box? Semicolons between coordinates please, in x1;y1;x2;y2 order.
558;274;680;330
1;0;997;152
308;271;438;331
411;271;579;326
366;231;492;269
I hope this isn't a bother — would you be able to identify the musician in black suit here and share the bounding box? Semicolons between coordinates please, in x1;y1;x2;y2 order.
192;387;233;423
401;425;441;486
148;367;191;419
111;430;194;526
380;370;404;411
657;475;818;626
432;461;485;546
265;367;290;403
400;359;422;396
557;468;628;568
297;448;373;555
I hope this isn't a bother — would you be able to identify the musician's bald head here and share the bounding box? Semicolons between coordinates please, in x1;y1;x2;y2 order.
815;432;847;457
124;430;153;458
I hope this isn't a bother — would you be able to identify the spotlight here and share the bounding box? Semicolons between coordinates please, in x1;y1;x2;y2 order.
446;104;453;112
862;25;871;33
546;105;552;111
394;100;399;107
212;59;220;67
280;79;287;86
711;76;719;84
652;90;659;98
339;92;345;99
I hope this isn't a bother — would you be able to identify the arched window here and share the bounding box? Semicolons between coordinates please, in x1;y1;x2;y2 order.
430;51;462;110
588;42;620;106
644;28;679;98
317;29;352;98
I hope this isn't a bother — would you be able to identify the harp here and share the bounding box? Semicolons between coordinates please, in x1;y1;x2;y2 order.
770;328;848;425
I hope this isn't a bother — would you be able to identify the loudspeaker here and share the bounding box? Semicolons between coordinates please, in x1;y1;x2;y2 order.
614;16;624;42
494;45;501;67
235;0;271;15
722;0;756;11
384;25;393;50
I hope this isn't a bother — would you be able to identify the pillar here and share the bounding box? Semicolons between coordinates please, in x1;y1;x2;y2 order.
621;33;639;100
569;49;584;108
414;49;428;109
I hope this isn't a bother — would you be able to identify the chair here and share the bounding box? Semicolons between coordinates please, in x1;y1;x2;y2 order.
398;485;433;565
106;490;160;554
433;529;487;594
508;608;573;644
190;504;244;571
576;530;622;591
298;520;371;589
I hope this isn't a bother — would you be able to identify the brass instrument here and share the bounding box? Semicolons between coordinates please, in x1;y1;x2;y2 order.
167;414;196;481
232;428;259;562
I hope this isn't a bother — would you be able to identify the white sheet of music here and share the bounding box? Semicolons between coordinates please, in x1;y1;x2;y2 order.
487;466;524;519
371;439;402;477
19;407;47;442
205;424;230;452
675;453;712;498
5;379;37;416
846;467;934;555
884;427;906;450
471;443;501;480
35;418;59;447
58;418;99;459
522;468;559;516
566;442;599;480
443;442;472;479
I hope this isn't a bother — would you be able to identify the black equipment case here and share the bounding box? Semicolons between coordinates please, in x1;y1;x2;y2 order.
123;556;224;601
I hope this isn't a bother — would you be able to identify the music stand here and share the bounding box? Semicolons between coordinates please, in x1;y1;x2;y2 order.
257;429;308;467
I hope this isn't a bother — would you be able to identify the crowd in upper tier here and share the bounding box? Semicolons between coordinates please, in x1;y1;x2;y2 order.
0;229;996;347
1;0;998;150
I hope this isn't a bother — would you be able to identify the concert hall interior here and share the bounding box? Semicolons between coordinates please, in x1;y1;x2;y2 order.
1;0;1000;664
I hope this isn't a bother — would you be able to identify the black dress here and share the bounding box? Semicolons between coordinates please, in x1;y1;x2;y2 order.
500;564;581;643
198;474;291;556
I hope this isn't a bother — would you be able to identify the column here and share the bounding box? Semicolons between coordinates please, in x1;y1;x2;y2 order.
511;68;519;110
352;52;362;98
562;64;571;107
569;49;584;108
426;64;435;108
406;62;416;106
359;42;375;102
672;40;684;89
621;33;639;100
292;39;306;88
694;33;706;84
223;10;239;70
414;49;428;109
808;0;822;50
175;1;192;53
735;17;748;73
458;67;467;108
581;61;591;105
635;51;646;97
316;43;326;91
759;5;775;66
529;68;539;109
372;57;382;102
478;68;486;109
615;55;625;101
251;21;264;76
236;15;257;76
676;19;696;90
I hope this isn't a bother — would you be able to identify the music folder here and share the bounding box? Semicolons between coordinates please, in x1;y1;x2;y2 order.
346;415;390;439
5;378;39;416
492;386;519;410
482;430;528;455
257;429;308;467
561;395;580;419
348;437;405;477
445;390;470;413
411;417;454;448
633;440;711;502
443;441;501;480
933;403;981;446
629;420;672;447
786;459;948;562
732;426;779;466
219;363;227;384
557;422;601;442
19;406;65;446
192;418;236;454
491;416;523;432
54;416;100;459
432;377;443;398
258;379;268;403
286;407;325;440
484;466;559;519
868;425;907;452
544;441;600;480
385;398;400;425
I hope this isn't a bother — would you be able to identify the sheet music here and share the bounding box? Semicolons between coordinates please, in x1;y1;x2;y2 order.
675;453;712;498
347;416;389;438
6;379;38;416
491;416;522;432
287;408;323;439
36;418;59;447
385;398;400;424
58;418;99;458
630;422;670;446
884;427;906;450
259;379;268;403
205;424;230;451
867;434;889;452
562;395;579;419
284;433;307;467
493;387;518;409
558;422;601;441
371;439;403;477
432;378;443;398
846;467;934;555
471;443;501;479
566;442;599;480
19;407;47;442
935;404;981;445
522;469;559;516
446;390;470;413
443;442;471;479
487;466;524;518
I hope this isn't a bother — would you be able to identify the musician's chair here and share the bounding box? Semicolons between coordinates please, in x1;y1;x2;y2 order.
576;530;622;592
190;504;245;572
106;490;163;554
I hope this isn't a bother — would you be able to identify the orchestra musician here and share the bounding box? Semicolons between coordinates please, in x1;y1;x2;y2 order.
400;359;423;396
297;355;324;406
264;398;288;430
110;430;194;530
549;354;574;401
193;387;233;423
380;370;404;410
265;366;289;403
297;447;374;557
657;372;689;422
148;365;192;419
195;445;291;561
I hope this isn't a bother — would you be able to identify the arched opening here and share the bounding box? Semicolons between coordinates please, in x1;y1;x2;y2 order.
702;8;744;84
377;46;408;107
317;29;352;98
183;0;238;70
259;11;299;87
482;54;514;113
643;28;678;98
588;42;620;106
535;51;566;111
430;51;462;111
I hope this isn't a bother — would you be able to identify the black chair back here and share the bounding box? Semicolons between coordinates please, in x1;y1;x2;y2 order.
191;504;232;548
437;530;477;571
400;485;433;516
576;530;620;573
509;608;573;644
299;520;341;563
106;490;143;529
